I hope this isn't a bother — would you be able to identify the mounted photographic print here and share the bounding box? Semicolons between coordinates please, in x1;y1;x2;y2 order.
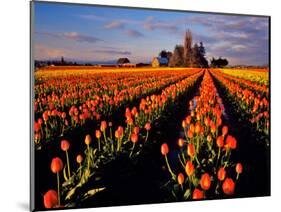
30;1;270;211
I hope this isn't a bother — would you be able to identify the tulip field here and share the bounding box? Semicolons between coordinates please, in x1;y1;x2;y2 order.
33;67;270;209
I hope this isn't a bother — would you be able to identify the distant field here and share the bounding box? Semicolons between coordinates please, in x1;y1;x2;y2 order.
36;66;191;73
220;68;269;85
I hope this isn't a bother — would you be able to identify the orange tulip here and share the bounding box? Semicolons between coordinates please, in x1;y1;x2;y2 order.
217;167;226;181
225;135;237;149
185;161;194;177
60;140;70;151
145;122;151;131
187;143;195;158
182;120;187;128
161;143;169;156
187;129;193;139
200;173;211;190
204;117;210;127
76;155;83;164
133;126;140;134
222;126;228;136
131;133;138;143
190;124;195;133
43;190;58;209
195;122;201;134
186;115;192;124
192;188;204;200
211;123;216;134
50;157;63;206
95;130;101;139
50;157;63;174
236;163;243;174
177;173;185;185
216;136;224;148
178;138;185;147
100;120;107;132
222;178;235;195
207;134;212;142
85;134;92;145
61;140;71;178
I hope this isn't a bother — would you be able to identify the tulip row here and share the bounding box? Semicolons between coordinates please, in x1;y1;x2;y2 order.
217;69;269;95
42;70;204;208
220;68;269;86
210;69;269;138
34;69;201;148
161;70;242;200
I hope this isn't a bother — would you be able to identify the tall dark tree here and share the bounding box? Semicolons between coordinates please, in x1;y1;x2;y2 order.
169;45;184;67
191;43;201;67
190;42;209;68
198;42;209;67
166;51;173;62
199;42;206;57
159;50;168;58
61;56;65;65
210;57;228;68
183;30;193;67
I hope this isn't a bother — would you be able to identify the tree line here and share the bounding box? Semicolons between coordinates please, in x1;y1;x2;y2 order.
158;29;228;68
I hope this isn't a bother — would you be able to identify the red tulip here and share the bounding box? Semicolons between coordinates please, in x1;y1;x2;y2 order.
192;188;204;200
34;122;40;132
161;143;169;156
222;178;235;195
50;157;63;174
60;140;70;151
200;173;211;190
43;190;58;209
185;161;194;177
217;167;226;181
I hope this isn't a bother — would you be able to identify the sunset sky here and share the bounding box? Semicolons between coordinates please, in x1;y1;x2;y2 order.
33;2;269;66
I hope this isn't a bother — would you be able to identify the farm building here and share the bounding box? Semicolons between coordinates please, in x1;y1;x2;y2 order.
151;57;169;67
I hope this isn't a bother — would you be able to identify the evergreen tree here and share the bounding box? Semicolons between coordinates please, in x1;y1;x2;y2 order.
183;30;193;67
169;45;184;67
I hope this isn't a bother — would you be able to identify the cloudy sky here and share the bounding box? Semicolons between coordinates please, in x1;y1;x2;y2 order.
33;2;269;66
